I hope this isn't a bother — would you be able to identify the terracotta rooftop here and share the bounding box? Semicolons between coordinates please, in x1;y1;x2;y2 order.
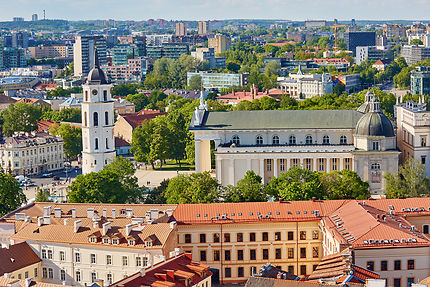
0;242;41;276
115;136;130;147
37;120;58;133
0;94;16;104
121;111;167;129
110;253;211;287
0;277;72;287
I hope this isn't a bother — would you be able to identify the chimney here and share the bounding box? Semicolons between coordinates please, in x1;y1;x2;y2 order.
15;213;26;221
165;209;173;216
312;197;316;202
74;220;82;233
139;269;146;277
24;216;31;223
126;209;133;219
54;208;62;218
64;218;69;226
111;208;116;219
25;278;32;287
37;217;43;227
43;206;51;217
150;209;158;220
170;221;177;229
102;222;111;236
71;208;76;218
103;208;107;218
125;224;133;236
43;216;51;225
93;221;99;228
87;208;95;219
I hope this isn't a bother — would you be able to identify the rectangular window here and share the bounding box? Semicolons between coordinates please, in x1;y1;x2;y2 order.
106;255;112;265
225;268;231;278
288;266;294;274
275;232;281;241
280;159;285;172
24;271;28;279
75;252;80;263
59;251;65;261
300;231;306;240
381;260;388;271
345;158;351;170
91;272;97;283
34;268;38;278
318;158;325;171
262;232;269;241
394;278;401;287
107;274;112;285
292;158;299;168
122;256;128;266
214;250;220;261
421;136;427;147
91;254;96;264
250;249;256;260
60;270;66;281
331;158;338;171
394;260;401;270
312;247;319;258
250;232;256;242
42;249;47;259
42;268;47;279
185;234;191;243
373;141;380;151
300;265;307;275
238;267;244;277
237;233;243;242
288;248;294;259
408;278;415;287
288;231;294;241
48;268;53;279
47;250;53;259
275;248;282;259
263;249;269;260
300;247;306;258
305;158;312;170
367;261;375;271
422;156;426;165
250;266;257;276
224;233;230;242
225;250;231;261
200;250;207;261
237;250;244;261
76;271;81;282
408;260;415;270
312;230;319;239
136;257;142;266
267;159;272;172
200;233;206;243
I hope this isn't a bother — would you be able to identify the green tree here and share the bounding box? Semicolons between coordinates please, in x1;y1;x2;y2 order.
265;61;281;76
0;172;26;216
35;189;51;202
166;111;187;166
319;169;370;200
125;93;149;112
111;84;139;97
149;116;170;169
50;124;82;160
224;171;267;202
103;156;141;198
266;167;323;201
164;172;219;204
188;74;202;90
411;39;424;46
1;102;42;136
333;82;345;96
144;179;169;204
131;121;154;164
385;157;430;198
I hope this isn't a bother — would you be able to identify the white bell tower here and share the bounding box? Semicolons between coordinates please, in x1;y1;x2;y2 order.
81;49;116;174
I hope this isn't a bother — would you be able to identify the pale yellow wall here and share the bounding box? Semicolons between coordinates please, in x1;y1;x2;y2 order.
177;221;322;284
8;262;41;281
113;117;133;143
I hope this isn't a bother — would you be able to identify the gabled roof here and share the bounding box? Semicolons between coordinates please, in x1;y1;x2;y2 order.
121;111;167;129
0;94;16;104
0;242;41;276
0;277;73;287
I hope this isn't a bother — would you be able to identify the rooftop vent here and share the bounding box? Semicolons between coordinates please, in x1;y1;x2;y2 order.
74;220;82;233
71;208;76;218
54;208;61;218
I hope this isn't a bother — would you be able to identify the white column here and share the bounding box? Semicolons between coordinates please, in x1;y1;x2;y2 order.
339;158;344;170
313;158;317;172
259;159;265;183
326;158;331;172
216;159;222;183
274;158;279;178
229;159;235;185
286;157;290;170
195;140;201;173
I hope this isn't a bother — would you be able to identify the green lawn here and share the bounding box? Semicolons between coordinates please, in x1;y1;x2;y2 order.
155;160;195;171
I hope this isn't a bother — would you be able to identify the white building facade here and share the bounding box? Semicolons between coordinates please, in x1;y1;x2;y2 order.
81;51;116;174
190;92;399;192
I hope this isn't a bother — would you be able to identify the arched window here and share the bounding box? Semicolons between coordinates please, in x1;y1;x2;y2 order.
340;135;347;145
105;111;109;126
93;112;99;127
232;135;240;145
85;90;88;102
272;135;280;145
256;135;263;145
84;112;87;127
95;138;99;150
106;138;109;149
103;90;108;102
289;135;296;145
371;163;381;170
305;135;313;145
323;135;330;144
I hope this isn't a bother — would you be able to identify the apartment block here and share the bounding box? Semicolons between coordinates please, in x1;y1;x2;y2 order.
73;36;107;77
208;34;231;54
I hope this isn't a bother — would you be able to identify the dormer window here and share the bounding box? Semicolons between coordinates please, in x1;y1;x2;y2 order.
112;239;119;245
128;239;135;246
89;237;97;243
103;238;110;244
372;141;380;151
145;241;153;247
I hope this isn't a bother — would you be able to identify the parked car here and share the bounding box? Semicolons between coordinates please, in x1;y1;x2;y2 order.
42;173;53;178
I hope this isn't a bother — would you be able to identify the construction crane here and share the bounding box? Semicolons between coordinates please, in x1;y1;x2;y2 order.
331;19;346;51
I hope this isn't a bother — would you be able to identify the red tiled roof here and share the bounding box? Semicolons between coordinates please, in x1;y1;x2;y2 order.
0;242;41;276
122;111;166;129
0;94;16;104
16;98;40;104
115;137;130;147
110;253;211;287
37;120;58;133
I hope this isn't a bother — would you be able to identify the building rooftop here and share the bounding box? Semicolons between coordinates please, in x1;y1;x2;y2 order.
0;242;41;276
0;277;73;287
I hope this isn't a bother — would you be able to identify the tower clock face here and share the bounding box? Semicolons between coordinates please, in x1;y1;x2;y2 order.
92;89;98;95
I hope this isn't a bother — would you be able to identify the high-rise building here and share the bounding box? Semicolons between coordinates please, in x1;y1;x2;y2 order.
31;14;38;21
411;66;430;95
198;21;209;35
12;17;24;22
401;45;430;65
0;38;4;70
344;32;376;56
208;34;231;54
175;22;187;37
355;46;394;65
3;47;26;68
81;50;115;174
73;35;107;77
12;32;29;49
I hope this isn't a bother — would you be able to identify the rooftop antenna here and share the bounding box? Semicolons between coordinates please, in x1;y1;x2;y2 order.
43;10;46;20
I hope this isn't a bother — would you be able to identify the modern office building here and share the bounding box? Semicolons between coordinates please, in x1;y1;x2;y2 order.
145;34;172;46
13;17;24;22
12;32;29;49
175;22;187;37
396;98;430;178
3;47;27;68
0;132;64;176
145;43;189;59
187;72;249;91
355;46;394;65
304;20;326;28
191;47;226;69
32;14;38;21
111;45;133;66
344;32;376;55
411;66;430;95
401;45;430;65
190;91;399;192
73;36;107;77
29;45;73;59
198;21;210;35
208;34;231;54
383;24;407;38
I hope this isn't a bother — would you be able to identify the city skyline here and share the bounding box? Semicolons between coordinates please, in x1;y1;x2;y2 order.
2;0;430;22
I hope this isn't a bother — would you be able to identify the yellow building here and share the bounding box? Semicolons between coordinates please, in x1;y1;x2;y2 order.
208;34;231;54
0;242;41;280
173;201;345;284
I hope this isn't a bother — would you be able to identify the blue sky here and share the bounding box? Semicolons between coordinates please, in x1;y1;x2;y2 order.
2;0;430;21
